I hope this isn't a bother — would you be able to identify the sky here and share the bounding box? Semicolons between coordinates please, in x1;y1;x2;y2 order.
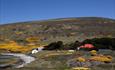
0;0;115;24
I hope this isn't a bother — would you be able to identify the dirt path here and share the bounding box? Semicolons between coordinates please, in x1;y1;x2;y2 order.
1;53;35;68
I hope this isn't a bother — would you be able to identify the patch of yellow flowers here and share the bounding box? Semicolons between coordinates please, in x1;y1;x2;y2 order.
0;41;40;53
72;67;90;70
89;55;112;63
76;57;86;62
90;50;97;56
89;50;112;63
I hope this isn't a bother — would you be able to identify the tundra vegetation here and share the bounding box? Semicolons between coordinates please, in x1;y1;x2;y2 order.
0;17;115;70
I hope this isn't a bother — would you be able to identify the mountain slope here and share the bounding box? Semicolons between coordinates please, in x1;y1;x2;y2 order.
0;17;115;46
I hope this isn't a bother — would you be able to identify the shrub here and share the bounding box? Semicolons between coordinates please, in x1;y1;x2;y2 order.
43;41;63;50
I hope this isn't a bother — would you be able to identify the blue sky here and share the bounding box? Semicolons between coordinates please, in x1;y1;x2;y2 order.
0;0;115;24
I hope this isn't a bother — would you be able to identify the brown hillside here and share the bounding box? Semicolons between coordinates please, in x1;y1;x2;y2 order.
0;17;115;46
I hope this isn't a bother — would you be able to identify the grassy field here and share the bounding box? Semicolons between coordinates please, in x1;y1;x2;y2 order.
1;50;115;70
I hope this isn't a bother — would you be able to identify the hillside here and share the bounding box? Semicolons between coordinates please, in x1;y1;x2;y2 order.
0;17;115;52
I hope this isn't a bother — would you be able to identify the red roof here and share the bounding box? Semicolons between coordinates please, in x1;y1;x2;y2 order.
80;44;94;48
